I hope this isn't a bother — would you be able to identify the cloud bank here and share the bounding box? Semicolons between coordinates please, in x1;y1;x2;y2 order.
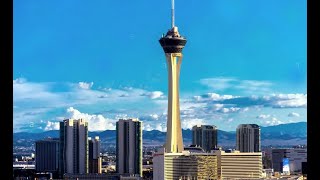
64;107;116;131
199;77;273;94
13;78;307;132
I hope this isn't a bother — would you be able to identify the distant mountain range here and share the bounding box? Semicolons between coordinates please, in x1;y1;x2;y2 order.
13;122;307;148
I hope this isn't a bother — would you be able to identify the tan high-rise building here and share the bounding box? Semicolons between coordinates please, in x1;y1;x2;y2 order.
159;0;187;154
192;125;218;152
59;119;88;176
236;124;261;152
116;119;142;177
213;149;263;179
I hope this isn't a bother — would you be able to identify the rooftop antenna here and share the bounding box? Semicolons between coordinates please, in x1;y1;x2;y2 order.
171;0;175;28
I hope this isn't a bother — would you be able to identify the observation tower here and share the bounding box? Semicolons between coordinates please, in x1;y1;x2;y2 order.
159;0;187;153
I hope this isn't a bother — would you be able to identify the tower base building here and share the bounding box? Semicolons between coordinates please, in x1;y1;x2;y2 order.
153;149;218;180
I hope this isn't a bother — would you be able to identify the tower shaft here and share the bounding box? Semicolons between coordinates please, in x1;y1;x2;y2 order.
165;53;184;153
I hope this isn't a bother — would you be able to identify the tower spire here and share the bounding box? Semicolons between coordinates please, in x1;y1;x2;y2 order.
171;0;175;28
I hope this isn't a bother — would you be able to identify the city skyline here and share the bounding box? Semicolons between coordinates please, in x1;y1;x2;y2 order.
13;0;306;133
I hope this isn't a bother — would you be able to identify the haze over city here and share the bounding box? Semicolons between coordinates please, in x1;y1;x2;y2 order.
13;0;306;133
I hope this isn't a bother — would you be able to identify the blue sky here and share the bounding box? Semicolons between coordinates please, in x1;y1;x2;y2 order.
13;0;306;132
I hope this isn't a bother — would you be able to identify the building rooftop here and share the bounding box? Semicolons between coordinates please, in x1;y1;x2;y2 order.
184;146;205;153
237;124;260;128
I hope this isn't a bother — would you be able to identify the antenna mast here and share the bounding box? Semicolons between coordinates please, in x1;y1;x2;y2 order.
171;0;175;28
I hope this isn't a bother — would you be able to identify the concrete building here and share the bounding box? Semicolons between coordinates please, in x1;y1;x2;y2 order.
236;124;261;152
116;119;142;177
35;138;59;173
89;136;102;173
192;125;218;152
59;119;88;176
213;149;263;179
153;149;218;180
272;148;307;173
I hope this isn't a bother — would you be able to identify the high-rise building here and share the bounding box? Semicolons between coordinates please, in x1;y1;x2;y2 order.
116;119;142;177
35;138;59;173
213;149;263;179
192;125;218;152
89;136;102;174
159;0;187;154
59;119;88;176
236;124;261;152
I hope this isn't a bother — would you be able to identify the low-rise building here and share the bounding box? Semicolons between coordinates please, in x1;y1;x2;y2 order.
212;149;263;179
272;148;307;174
153;148;218;180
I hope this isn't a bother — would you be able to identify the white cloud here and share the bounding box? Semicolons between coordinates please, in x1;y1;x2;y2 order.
180;101;207;111
13;78;60;102
213;104;224;109
141;91;164;99
196;93;236;102
256;114;271;119
65;107;116;131
13;78;27;84
142;122;166;132
231;107;241;112
122;87;133;91
227;118;234;122
193;96;201;101
139;114;164;122
78;82;94;90
242;107;249;112
103;88;112;91
193;92;306;109
212;106;241;113
181;118;205;129
150;114;159;120
271;94;307;108
14;80;163;115
199;77;235;90
44;121;60;131
212;104;224;111
199;77;272;94
206;93;234;101
143;123;153;131
235;80;272;93
155;123;166;132
115;114;130;120
264;117;284;126
138;114;167;131
288;112;300;117
221;108;230;113
239;80;273;87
